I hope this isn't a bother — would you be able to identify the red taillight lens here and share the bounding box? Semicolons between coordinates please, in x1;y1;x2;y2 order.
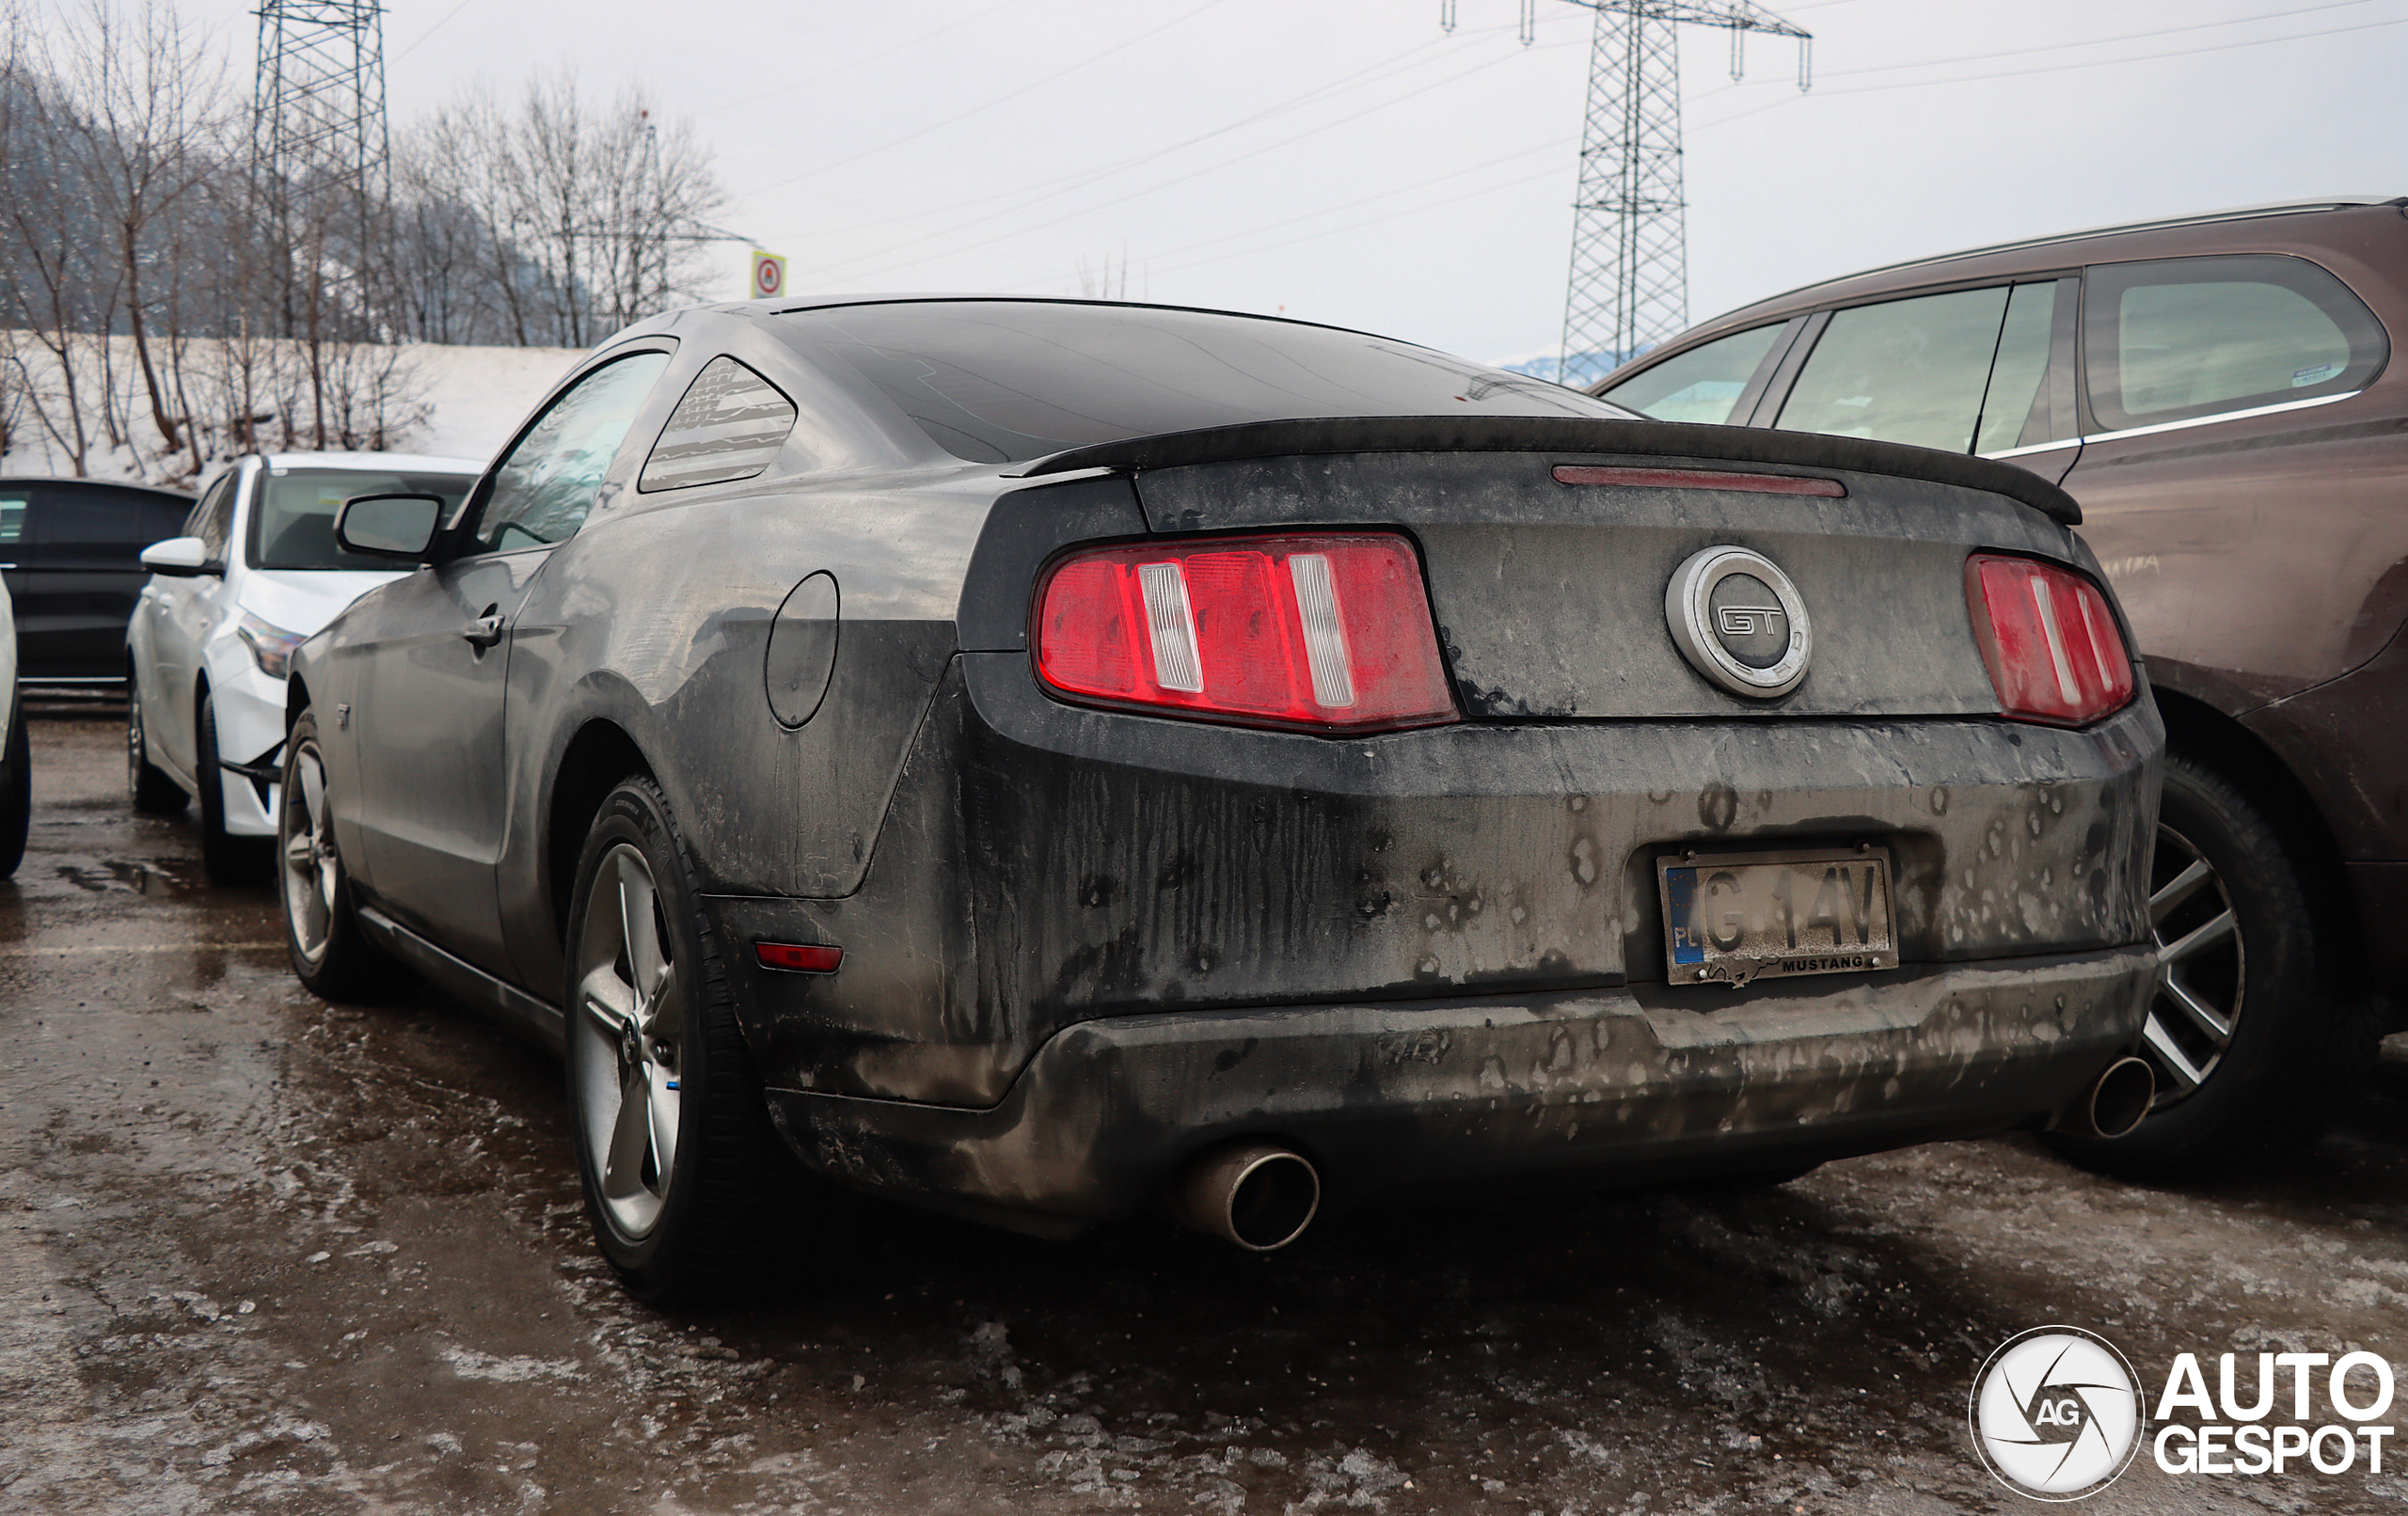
1033;533;1457;734
1965;554;2136;726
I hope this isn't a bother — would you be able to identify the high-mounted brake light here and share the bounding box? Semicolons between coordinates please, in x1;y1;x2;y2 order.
1033;533;1457;734
1965;554;2135;726
1552;465;1846;497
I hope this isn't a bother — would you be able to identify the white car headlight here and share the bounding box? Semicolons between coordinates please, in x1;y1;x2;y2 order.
235;611;307;680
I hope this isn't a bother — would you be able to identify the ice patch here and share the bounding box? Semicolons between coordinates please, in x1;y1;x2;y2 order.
440;1345;582;1382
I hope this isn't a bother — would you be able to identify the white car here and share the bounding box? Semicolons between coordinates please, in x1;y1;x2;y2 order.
1;570;25;877
127;452;482;881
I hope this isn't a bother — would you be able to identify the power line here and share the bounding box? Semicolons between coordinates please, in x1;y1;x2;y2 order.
698;0;1037;120
740;0;1243;198
1811;8;2408;97
391;0;477;63
799;29;1577;288
755;24;1467;246
1009;132;1575;286
1143;157;1573;282
1814;0;2387;79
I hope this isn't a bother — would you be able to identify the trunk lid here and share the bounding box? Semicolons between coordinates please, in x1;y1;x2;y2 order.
1047;420;2090;721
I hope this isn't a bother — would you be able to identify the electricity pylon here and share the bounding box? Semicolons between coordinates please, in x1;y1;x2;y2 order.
1445;3;1812;387
252;1;391;339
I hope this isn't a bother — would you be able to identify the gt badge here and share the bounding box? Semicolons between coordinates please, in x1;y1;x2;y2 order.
1665;545;1812;699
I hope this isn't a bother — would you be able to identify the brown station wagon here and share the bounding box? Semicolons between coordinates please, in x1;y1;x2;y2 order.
1594;197;2408;1176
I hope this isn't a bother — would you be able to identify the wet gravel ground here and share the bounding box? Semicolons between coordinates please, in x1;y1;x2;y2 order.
7;708;2408;1515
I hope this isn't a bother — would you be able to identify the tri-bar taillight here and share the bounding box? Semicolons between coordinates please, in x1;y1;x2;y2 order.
1033;532;1458;734
1964;553;2136;726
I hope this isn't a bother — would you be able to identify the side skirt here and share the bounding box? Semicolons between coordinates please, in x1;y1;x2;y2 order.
356;902;566;1053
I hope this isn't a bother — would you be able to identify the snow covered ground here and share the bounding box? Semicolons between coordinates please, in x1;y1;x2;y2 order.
0;332;586;488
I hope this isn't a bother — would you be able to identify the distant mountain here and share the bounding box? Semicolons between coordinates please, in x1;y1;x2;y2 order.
1485;347;1649;387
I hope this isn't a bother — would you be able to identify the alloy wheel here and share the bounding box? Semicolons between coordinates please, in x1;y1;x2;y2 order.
278;743;340;966
574;844;685;1240
2138;822;2243;1108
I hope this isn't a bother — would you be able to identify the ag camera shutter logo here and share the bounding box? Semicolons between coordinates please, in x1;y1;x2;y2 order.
1970;1327;2145;1499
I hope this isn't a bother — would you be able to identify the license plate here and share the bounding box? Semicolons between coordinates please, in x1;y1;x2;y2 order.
1656;846;1899;986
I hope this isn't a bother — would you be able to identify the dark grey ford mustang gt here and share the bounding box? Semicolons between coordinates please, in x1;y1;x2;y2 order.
280;296;2164;1301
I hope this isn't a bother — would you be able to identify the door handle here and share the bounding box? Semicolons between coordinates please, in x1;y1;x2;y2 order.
463;611;506;649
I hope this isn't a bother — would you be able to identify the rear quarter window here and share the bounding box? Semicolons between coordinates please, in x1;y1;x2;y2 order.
1596;324;1785;425
639;356;798;492
2084;254;2387;432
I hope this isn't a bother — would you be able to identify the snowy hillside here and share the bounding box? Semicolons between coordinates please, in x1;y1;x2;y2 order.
0;332;586;488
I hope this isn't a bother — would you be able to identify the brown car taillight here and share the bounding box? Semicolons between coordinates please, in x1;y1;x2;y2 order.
1965;553;2136;726
1033;533;1458;734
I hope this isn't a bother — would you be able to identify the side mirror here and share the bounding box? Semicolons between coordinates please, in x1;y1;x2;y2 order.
334;493;445;561
139;536;216;577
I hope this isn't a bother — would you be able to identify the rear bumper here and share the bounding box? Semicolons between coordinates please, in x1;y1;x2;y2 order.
720;659;2162;1108
767;943;2154;1234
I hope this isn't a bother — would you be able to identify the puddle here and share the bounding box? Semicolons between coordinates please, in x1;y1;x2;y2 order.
55;859;192;897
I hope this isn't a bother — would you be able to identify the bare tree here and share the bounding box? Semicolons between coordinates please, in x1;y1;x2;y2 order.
0;39;117;474
50;0;230;459
397;71;724;350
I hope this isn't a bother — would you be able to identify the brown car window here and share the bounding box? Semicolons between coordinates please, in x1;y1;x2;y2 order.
1777;287;2010;452
1974;281;2062;454
2084;255;2387;433
1596;323;1784;425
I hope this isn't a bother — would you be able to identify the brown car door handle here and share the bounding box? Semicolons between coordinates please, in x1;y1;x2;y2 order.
463;611;506;649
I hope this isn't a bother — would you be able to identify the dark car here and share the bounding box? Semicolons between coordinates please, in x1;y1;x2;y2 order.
1593;196;2408;1176
0;477;196;684
278;297;2162;1303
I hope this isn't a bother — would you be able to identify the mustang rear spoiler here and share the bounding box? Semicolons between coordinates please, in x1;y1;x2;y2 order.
1011;416;2082;527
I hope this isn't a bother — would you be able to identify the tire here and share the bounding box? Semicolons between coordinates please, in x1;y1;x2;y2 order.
278;707;394;1000
0;682;29;879
2045;748;2375;1179
196;689;270;884
563;776;780;1304
126;679;186;815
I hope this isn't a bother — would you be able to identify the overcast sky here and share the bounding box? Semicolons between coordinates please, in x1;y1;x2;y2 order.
172;0;2408;364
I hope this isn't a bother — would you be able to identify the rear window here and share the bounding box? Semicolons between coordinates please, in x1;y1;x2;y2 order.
784;302;1632;464
252;467;477;571
2084;255;2387;432
1597;323;1784;425
1777;287;2011;453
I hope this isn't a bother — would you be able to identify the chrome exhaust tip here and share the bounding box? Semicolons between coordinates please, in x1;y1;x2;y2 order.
2063;1055;2156;1140
1172;1143;1321;1252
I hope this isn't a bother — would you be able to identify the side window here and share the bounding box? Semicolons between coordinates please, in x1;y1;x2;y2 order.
186;473;236;561
1778;287;2010;452
473;350;673;554
1974;282;2064;454
36;486;188;552
2084;255;2388;433
639;356;798;492
0;489;26;549
1597;324;1785;425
